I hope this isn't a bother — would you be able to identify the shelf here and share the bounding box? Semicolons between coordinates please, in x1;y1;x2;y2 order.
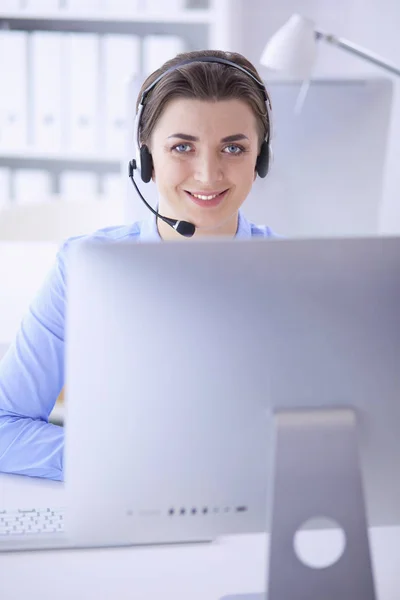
0;148;122;171
0;10;213;34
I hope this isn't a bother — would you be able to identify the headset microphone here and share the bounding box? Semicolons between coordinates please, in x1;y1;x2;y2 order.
128;161;196;238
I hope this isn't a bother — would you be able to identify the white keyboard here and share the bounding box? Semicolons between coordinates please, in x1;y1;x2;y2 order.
0;507;64;536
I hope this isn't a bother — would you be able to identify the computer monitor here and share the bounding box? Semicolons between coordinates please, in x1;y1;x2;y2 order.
62;234;400;596
243;78;393;237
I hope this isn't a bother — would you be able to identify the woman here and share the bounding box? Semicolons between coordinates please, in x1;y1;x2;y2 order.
0;49;277;481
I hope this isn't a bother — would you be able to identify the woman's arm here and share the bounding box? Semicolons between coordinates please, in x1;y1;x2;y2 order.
0;246;67;480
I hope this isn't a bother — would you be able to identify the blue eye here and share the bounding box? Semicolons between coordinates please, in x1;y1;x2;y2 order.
224;144;244;155
173;143;192;153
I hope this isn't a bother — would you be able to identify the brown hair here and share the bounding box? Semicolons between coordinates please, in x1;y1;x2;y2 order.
136;49;271;151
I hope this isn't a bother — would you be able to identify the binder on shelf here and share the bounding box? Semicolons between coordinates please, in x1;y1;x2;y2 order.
65;33;100;153
0;31;28;150
60;0;101;13
0;168;11;209
1;1;20;10
16;0;61;11
100;0;141;14
31;32;66;151
142;0;186;11
59;171;99;202
101;172;124;201
142;34;187;75
101;34;140;156
13;169;53;205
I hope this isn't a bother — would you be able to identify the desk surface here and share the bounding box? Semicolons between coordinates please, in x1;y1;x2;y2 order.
0;473;399;600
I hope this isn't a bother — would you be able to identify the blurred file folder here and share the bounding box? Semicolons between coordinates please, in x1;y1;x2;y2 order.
0;168;11;208
16;0;60;10
142;0;186;11
143;34;186;75
59;171;99;201
102;34;140;155
31;32;66;151
1;1;20;9
61;0;101;12
65;33;99;153
101;172;124;201
101;0;140;14
13;169;52;205
0;31;28;149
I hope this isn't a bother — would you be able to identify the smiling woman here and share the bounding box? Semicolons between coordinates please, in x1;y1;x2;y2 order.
129;49;274;240
149;97;260;237
0;49;278;481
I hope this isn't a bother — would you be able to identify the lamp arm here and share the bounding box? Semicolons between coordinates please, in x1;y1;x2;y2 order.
315;30;400;77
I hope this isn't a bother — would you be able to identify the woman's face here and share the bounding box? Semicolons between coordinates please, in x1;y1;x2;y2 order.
149;97;260;238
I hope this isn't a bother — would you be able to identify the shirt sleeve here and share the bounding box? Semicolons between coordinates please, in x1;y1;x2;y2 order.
0;243;68;481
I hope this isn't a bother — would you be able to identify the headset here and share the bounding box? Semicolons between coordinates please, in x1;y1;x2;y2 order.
128;56;272;238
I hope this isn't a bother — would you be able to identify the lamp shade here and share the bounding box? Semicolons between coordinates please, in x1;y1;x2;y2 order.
260;14;318;79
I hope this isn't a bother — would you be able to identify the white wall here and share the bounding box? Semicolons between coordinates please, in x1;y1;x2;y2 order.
240;0;400;233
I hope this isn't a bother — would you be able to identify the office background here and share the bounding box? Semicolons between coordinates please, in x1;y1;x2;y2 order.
0;0;399;422
243;0;400;235
1;0;400;236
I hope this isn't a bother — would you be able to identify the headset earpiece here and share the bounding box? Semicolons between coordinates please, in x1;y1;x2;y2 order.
255;140;270;178
140;145;153;183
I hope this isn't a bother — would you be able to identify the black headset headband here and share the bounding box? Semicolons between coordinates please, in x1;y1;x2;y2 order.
139;56;270;106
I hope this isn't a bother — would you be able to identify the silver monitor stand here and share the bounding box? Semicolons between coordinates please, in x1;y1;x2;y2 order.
222;407;376;600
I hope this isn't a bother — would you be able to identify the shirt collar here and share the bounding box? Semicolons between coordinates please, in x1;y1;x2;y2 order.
138;210;253;242
235;210;253;239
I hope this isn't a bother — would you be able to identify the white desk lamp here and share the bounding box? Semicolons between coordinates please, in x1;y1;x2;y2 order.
260;14;400;111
